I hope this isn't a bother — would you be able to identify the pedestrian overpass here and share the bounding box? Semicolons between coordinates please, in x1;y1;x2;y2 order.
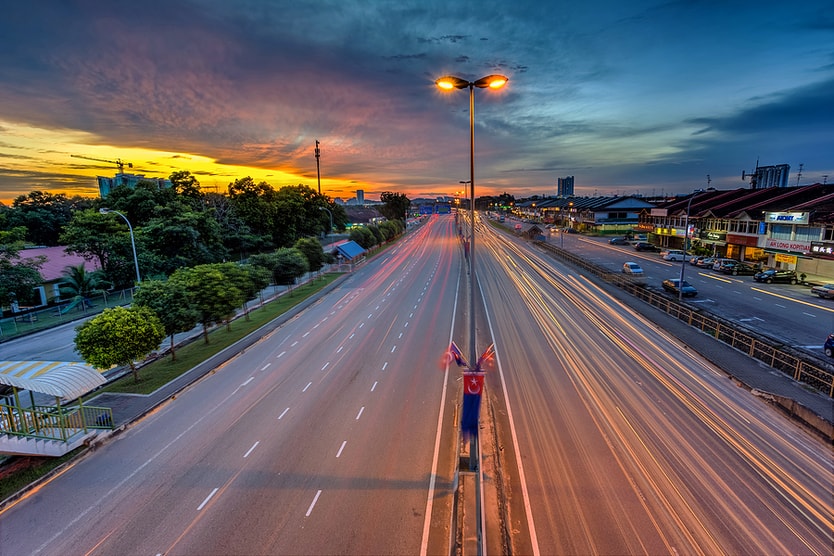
0;361;113;457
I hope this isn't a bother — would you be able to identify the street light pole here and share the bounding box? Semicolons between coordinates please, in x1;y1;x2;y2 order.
100;208;141;285
437;74;508;365
678;190;703;302
319;206;333;245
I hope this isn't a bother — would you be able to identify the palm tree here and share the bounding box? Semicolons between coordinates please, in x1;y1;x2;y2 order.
58;264;105;308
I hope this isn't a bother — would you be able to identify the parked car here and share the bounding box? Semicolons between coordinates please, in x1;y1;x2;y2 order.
712;258;739;272
722;262;758;276
609;237;629;245
661;249;689;262
753;269;798;284
695;257;717;268
563;227;578;234
825;333;834;357
662;278;698;297
689;255;705;266
622;262;644;275
634;242;660;252
810;283;834;299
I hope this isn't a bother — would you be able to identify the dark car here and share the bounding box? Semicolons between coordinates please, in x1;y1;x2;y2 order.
753;269;798;284
634;241;659;252
721;262;758;276
825;333;834;357
810;283;834;299
662;278;698;297
609;237;629;245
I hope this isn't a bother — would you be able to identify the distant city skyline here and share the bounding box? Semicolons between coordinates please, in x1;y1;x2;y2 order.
1;1;832;205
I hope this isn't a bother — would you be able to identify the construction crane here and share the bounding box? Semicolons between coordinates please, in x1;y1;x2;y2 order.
71;154;133;174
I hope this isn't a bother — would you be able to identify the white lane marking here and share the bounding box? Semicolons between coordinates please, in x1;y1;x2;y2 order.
803;312;817;318
409;312;414;318
359;323;365;329
278;408;289;420
336;441;347;458
371;381;378;392
302;382;312;392
291;341;299;347
321;362;330;371
242;377;254;386
243;441;259;458
337;346;343;353
375;305;380;310
391;346;396;353
355;407;365;420
313;323;320;329
404;321;409;327
303;331;310;337
277;351;286;358
368;313;373;319
306;490;322;517
382;362;388;371
197;488;219;511
260;363;270;371
398;332;403;338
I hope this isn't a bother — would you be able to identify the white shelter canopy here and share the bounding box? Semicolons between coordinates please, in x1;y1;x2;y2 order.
0;361;106;400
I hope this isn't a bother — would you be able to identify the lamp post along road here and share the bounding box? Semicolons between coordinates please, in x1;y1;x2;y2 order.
436;74;507;366
319;206;333;245
678;190;703;301
100;208;141;285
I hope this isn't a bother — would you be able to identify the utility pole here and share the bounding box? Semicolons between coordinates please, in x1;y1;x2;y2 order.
315;140;321;194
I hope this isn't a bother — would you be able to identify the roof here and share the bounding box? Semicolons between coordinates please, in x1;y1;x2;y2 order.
0;361;106;399
18;246;100;282
334;240;366;260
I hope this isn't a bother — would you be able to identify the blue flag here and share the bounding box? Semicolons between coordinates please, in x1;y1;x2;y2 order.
448;342;469;368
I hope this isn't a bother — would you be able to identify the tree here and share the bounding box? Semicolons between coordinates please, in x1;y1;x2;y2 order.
58;263;106;301
349;226;376;249
294;237;326;274
6;191;86;246
133;279;199;361
272;248;309;287
60;209;126;273
0;227;44;308
169;264;245;343
379;191;411;223
75;306;165;383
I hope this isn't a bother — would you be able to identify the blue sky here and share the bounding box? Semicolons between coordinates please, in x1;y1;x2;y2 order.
0;1;832;204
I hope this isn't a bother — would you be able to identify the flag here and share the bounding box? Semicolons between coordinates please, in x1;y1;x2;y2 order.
461;371;484;438
448;342;469;369
474;343;495;371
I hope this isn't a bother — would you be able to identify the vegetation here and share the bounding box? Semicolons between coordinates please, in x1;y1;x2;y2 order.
74;306;166;383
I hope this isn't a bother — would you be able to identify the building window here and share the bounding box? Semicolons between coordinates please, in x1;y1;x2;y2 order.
795;227;821;242
770;224;792;240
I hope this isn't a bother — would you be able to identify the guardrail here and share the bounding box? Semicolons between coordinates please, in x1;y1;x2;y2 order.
1;403;114;441
534;240;834;398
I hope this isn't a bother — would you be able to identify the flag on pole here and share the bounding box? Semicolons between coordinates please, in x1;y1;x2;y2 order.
448;342;469;369
461;371;485;438
474;343;495;371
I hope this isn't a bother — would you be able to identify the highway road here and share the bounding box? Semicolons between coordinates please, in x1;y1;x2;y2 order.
0;216;465;555
475;221;833;554
2;214;832;555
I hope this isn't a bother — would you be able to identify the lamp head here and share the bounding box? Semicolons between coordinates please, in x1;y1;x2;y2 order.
474;74;508;89
99;208;110;214
435;76;470;90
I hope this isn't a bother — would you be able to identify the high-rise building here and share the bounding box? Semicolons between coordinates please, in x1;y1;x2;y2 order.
749;164;790;189
557;176;574;196
356;189;365;205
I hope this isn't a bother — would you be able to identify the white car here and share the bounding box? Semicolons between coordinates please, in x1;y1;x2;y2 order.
661;250;688;262
622;262;644;275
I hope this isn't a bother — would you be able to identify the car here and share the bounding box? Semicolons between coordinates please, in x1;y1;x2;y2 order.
622;262;644;275
662;278;698;297
695;257;717;268
689;255;705;266
722;262;758;276
609;237;629;245
753;269;798;284
634;241;660;252
661;249;689;262
825;334;834;357
712;258;739;272
563;227;578;234
810;283;834;299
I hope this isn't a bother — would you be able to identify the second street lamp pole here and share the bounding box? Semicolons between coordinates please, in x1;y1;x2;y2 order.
100;208;141;285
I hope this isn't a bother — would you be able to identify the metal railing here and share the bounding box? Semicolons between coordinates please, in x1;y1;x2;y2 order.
534;240;834;398
1;403;114;442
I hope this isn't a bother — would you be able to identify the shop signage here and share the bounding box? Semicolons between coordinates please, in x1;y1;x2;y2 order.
765;211;809;225
775;253;798;264
765;238;810;252
810;242;834;258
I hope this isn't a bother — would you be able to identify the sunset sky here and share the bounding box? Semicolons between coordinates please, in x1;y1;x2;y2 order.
1;1;832;205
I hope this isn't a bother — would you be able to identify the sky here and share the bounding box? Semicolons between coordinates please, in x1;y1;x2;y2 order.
1;1;833;206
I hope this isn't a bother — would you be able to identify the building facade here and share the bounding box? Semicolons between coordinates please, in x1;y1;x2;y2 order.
557;176;574;196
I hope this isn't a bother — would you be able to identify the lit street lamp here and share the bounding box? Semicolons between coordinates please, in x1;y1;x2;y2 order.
436;74;507;366
678;189;704;302
100;208;141;285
